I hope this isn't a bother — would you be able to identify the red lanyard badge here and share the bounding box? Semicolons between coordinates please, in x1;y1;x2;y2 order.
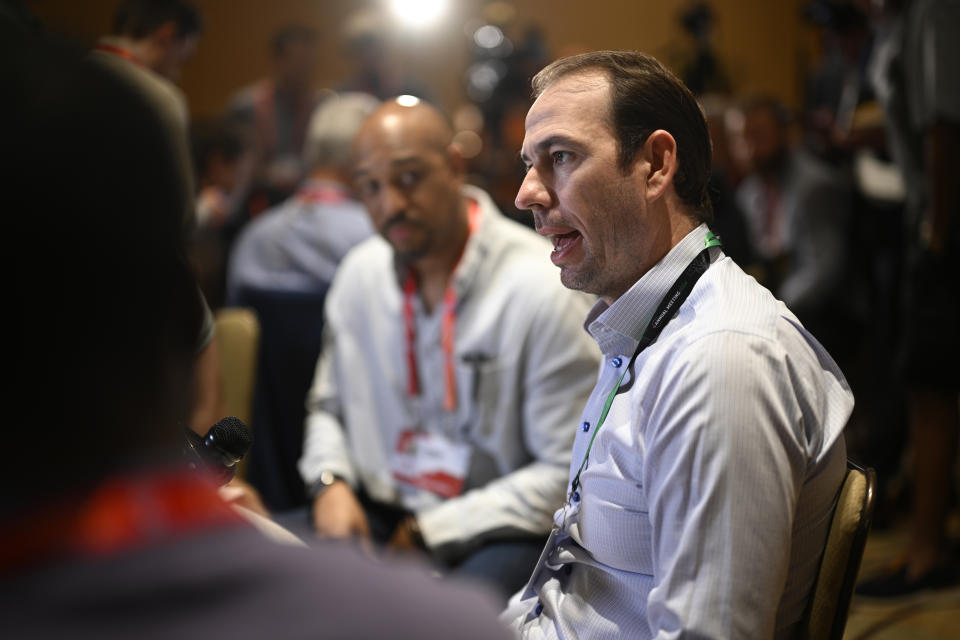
402;201;481;413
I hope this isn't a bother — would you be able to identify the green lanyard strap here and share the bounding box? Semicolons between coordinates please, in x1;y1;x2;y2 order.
569;234;720;496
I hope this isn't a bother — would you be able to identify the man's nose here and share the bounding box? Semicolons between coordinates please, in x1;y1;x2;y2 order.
377;183;408;220
515;167;551;213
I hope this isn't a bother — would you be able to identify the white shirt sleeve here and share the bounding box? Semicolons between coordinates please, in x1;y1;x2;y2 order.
643;330;808;639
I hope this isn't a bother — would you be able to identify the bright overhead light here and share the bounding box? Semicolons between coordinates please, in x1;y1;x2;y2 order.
388;0;448;28
395;95;421;107
474;25;504;49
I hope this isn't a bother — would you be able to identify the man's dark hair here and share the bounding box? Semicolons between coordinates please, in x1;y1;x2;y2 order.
270;24;317;58
113;0;203;39
532;50;714;223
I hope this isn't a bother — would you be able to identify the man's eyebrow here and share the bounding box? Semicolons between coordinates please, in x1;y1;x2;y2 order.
519;134;580;164
353;156;426;178
389;156;426;168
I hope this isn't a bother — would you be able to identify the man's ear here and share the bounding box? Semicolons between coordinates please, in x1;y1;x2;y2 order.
642;129;678;202
445;143;467;179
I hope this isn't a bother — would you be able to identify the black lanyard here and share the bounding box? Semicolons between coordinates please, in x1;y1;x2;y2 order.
569;233;720;498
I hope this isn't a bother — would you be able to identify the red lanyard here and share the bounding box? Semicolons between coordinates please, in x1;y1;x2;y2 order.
0;470;243;574
403;201;480;412
93;43;145;67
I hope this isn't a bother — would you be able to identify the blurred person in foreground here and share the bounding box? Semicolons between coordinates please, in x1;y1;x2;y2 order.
501;50;852;638
0;26;511;640
225;93;379;511
298;97;600;600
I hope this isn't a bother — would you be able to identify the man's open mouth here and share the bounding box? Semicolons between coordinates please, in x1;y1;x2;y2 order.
553;230;582;252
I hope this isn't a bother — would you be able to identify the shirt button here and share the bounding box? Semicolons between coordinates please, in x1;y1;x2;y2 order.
534;601;544;616
611;356;623;368
572;491;580;502
581;421;591;432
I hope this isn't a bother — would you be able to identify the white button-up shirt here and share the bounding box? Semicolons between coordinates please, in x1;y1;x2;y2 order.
503;224;852;639
298;187;601;556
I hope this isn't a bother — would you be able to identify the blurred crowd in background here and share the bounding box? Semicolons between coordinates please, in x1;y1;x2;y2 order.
18;0;958;580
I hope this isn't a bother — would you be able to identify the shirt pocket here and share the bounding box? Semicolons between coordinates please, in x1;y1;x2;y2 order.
578;457;655;575
456;357;507;440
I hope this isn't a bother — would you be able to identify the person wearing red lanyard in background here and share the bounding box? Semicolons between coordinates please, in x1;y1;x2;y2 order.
298;97;601;601
91;0;221;430
93;0;200;153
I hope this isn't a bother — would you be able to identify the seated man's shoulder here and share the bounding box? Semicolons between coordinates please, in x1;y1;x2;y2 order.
671;257;841;386
333;234;393;281
685;256;785;341
324;236;396;316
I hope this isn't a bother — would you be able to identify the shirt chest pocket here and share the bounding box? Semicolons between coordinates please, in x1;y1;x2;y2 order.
455;357;511;439
576;435;655;576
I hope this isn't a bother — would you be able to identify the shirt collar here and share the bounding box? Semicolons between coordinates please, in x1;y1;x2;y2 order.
586;223;713;357
449;186;500;300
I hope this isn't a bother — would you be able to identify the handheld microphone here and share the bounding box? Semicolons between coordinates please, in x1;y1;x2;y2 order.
184;416;253;485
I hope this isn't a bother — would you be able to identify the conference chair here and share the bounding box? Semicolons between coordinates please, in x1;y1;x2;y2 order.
232;286;329;512
214;307;260;433
796;460;876;640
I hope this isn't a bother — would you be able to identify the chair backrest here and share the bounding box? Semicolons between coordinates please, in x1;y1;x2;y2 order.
798;460;876;640
233;286;328;511
214;307;260;428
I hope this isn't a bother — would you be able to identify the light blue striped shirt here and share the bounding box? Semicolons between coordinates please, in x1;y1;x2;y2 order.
503;224;852;639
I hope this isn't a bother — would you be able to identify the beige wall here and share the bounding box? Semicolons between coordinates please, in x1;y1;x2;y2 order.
28;0;817;120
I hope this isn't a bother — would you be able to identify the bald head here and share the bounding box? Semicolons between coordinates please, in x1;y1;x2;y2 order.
353;98;455;162
351;98;467;268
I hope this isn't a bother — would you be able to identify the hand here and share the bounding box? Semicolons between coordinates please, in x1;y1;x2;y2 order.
219;477;270;518
386;515;428;559
312;481;371;543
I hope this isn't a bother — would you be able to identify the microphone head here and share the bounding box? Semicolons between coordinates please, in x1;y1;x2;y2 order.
205;416;252;463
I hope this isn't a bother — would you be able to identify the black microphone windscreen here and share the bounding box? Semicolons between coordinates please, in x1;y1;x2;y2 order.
208;416;252;459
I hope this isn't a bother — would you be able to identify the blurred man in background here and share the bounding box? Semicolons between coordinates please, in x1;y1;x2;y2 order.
299;97;600;600
734;96;856;359
226;92;379;304
856;0;960;597
227;25;326;213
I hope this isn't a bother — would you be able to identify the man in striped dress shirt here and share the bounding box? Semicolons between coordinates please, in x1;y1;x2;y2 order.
503;50;853;639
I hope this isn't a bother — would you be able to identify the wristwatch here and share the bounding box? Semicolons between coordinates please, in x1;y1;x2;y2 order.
311;470;345;498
